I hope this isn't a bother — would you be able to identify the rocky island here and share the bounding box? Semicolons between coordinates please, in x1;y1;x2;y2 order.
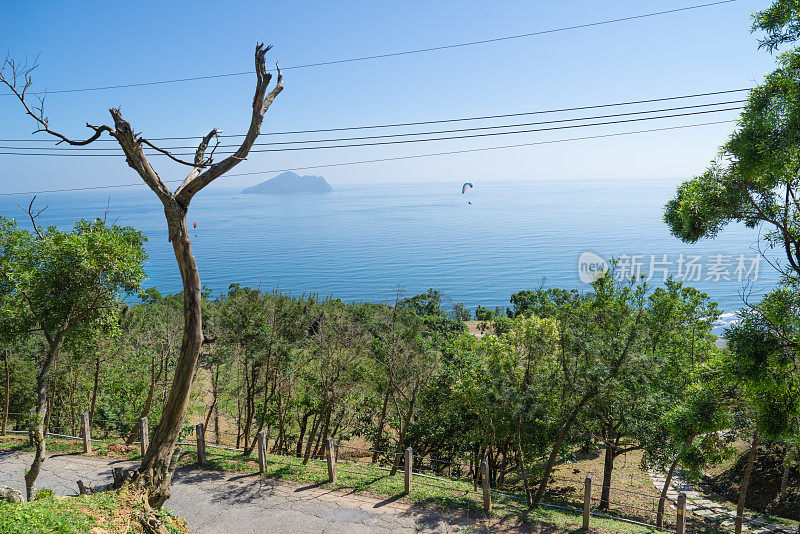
242;171;333;194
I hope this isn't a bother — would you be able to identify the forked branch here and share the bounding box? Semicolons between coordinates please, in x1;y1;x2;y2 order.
18;196;46;239
1;55;113;145
174;44;283;204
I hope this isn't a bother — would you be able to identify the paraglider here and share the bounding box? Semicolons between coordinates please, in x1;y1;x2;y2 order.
462;182;473;204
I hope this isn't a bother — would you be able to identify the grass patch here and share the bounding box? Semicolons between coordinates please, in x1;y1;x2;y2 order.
0;490;188;534
0;434;141;460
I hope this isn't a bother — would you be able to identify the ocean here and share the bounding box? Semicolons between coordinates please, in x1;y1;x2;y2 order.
0;178;779;330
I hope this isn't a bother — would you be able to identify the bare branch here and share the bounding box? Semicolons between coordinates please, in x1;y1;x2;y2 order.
174;45;283;205
1;56;113;145
138;138;209;167
18;196;46;239
195;129;220;166
107;108;172;204
174;130;221;191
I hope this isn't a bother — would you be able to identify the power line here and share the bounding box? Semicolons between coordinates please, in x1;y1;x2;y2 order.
0;119;734;196
0;99;746;151
0;89;751;144
0;1;737;97
0;106;743;157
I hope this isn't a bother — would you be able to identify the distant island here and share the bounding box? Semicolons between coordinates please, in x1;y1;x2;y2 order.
242;171;333;194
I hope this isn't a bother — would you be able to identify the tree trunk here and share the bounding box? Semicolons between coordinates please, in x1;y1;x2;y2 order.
244;373;273;456
599;433;632;510
214;405;220;445
372;380;392;464
303;400;325;464
24;345;58;501
735;430;760;534
779;446;792;503
126;356;157;445
516;419;532;506
128;216;206;508
532;387;597;506
241;362;255;452
69;372;76;437
203;398;216;439
657;452;682;528
88;353;101;423
390;375;420;476
236;359;243;449
296;410;313;457
273;390;284;453
314;399;334;459
2;348;10;436
599;442;616;510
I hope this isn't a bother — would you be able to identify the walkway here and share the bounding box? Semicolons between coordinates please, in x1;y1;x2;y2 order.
647;468;796;534
0;450;547;533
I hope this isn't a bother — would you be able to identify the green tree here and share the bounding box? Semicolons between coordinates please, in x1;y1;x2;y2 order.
474;305;495;321
451;302;471;321
663;5;800;528
0;213;146;500
664;1;800;283
521;275;650;507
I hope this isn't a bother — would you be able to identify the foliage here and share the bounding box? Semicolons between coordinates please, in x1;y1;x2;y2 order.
0;490;188;534
474;305;495;321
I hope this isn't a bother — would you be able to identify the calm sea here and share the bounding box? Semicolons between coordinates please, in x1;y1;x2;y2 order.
0;179;779;329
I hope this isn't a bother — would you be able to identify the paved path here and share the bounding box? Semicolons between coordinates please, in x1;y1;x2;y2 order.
647;468;796;534
0;450;546;533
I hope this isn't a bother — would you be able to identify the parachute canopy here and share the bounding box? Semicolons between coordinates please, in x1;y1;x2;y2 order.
461;182;473;194
193;222;197;228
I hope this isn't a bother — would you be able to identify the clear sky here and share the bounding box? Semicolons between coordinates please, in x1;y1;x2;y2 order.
0;0;778;193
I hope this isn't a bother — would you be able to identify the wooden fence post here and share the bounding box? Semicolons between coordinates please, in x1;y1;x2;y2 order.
676;492;686;534
195;423;206;465
81;412;91;454
583;474;592;530
257;430;267;473
481;460;491;513
139;417;148;457
326;437;337;483
404;447;412;495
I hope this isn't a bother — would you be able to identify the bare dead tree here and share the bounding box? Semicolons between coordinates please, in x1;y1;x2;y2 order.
1;45;283;507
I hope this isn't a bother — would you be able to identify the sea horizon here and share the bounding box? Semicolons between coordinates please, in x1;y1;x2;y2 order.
0;177;777;328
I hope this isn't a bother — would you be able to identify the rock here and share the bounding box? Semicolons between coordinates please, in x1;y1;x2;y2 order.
0;485;22;503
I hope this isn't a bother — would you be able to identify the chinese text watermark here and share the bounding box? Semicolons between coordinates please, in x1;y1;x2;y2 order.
577;252;761;284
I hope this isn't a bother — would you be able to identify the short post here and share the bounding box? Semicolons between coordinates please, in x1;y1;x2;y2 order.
583;474;592;530
81;412;91;454
139;417;149;457
481;460;491;513
676;492;686;534
326;437;337;483
257;430;267;473
195;423;206;465
404;447;413;495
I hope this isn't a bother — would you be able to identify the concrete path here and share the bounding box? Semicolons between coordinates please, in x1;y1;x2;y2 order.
647;468;797;534
0;450;544;533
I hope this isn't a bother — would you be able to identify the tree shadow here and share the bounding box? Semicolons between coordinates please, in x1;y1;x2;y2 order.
372;494;404;508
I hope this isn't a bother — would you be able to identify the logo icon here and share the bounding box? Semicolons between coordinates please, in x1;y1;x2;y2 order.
578;252;609;284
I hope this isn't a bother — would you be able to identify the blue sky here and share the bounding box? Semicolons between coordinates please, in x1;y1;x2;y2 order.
0;0;777;193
